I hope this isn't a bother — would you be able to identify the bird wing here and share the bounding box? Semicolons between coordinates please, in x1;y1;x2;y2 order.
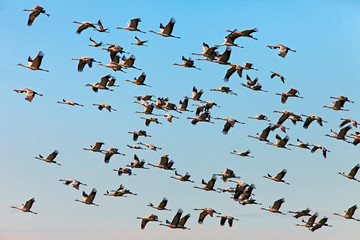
303;117;314;129
28;10;40;26
219;47;232;62
275;169;287;180
130;18;140;28
222;122;232;135
47;150;59;161
171;209;183;225
86;188;97;203
163;17;176;35
137;72;146;84
141;219;149;229
224;65;236;82
340;119;351;127
76;24;89;34
346;205;357;217
178;214;191;227
24;198;35;210
288;88;299;95
278;46;289;58
159;155;169;166
308;212;319;224
31;51;45;68
158;198;168;209
225;168;234;175
272;198;285;210
134;154;140;163
206;177;217;189
338;126;352;138
349;164;360;177
220;216;227;226
77;59;87;72
281;94;288;104
104;151;112;163
97;19;104;30
198;211;208;224
260;126;271;139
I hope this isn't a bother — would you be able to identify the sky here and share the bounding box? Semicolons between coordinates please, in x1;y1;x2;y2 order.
1;0;360;239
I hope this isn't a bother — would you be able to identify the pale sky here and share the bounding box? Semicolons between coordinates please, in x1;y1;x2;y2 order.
1;0;360;239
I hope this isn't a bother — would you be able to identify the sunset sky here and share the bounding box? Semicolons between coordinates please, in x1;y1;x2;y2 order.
1;1;360;239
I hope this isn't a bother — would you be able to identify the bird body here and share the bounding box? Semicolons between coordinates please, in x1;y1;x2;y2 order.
14;88;43;102
18;51;48;72
34;150;61;166
261;198;286;215
23;5;50;26
267;44;296;58
263;169;289;185
75;188;99;206
117;18;145;33
59;178;86;190
149;18;180;38
11;198;37;214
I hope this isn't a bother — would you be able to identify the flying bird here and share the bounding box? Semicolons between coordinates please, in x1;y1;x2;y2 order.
149;18;180;38
267;44;296;58
18;51;48;72
116;18;146;33
13;88;43;102
34;150;61;166
75;188;99;206
23;5;50;26
11;198;37;214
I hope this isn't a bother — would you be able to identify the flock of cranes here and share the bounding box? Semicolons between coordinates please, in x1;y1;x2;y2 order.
9;4;360;237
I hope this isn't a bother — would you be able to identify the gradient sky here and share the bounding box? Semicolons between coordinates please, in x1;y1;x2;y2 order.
2;0;360;239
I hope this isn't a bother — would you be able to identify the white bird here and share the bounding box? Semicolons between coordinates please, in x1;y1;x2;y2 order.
34;150;61;166
11;198;37;214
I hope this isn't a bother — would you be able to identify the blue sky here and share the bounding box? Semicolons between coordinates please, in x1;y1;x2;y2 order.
1;0;360;239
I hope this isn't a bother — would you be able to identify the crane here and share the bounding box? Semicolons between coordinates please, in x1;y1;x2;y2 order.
75;188;99;206
13;88;43;102
18;51;48;72
11;198;37;214
34;150;61;166
149;18;180;38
